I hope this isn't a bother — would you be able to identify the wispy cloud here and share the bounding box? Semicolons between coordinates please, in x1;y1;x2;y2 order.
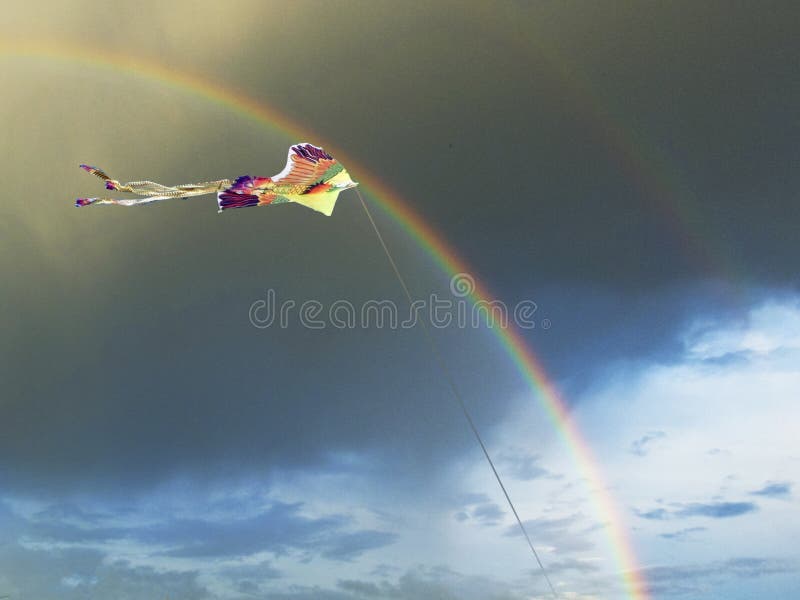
505;514;595;554
544;557;601;574
452;493;505;527
659;526;707;541
337;565;540;600
675;502;757;519
634;507;669;520
319;530;399;562
638;556;799;597
685;300;800;361
497;450;556;481
469;502;505;527
24;498;397;562
0;542;210;600
629;431;666;456
219;559;283;588
338;579;382;597
635;501;758;520
750;482;792;499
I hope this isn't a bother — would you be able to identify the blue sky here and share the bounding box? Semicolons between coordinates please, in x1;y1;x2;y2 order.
1;2;799;599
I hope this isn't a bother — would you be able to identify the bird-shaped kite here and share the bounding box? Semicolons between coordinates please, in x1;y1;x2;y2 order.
76;143;357;216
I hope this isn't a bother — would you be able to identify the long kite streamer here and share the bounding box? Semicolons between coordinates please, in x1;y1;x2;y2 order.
76;143;358;216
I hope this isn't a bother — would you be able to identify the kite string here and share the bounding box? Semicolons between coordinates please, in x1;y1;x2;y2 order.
355;188;559;599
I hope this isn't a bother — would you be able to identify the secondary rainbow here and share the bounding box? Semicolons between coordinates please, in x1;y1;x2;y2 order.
469;3;738;284
1;40;650;599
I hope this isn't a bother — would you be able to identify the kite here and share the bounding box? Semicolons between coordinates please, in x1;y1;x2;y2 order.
76;143;358;216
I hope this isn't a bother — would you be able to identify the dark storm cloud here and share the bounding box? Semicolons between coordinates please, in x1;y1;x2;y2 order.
4;0;800;295
243;1;800;292
0;221;498;494
1;0;798;495
1;0;799;534
2;3;798;598
2;2;530;495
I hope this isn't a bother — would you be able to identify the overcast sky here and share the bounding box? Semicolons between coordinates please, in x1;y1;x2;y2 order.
1;2;799;599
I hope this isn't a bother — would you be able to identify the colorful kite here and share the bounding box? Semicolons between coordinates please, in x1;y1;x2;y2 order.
76;143;358;216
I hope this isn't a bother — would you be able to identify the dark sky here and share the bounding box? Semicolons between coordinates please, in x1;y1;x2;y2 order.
1;2;799;599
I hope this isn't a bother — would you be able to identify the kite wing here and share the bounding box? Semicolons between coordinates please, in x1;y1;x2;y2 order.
272;143;343;187
217;143;358;216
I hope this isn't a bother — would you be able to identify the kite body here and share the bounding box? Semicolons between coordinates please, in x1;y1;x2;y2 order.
76;143;357;216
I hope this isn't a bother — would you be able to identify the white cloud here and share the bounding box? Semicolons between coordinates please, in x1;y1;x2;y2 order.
570;296;800;583
685;298;800;359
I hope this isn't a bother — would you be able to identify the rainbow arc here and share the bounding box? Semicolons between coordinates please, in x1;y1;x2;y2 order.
0;40;650;599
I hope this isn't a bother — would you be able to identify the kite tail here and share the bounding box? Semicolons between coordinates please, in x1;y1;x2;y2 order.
75;196;174;207
79;164;132;192
76;164;231;207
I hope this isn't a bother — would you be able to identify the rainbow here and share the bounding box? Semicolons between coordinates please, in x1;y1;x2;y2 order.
0;40;649;598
